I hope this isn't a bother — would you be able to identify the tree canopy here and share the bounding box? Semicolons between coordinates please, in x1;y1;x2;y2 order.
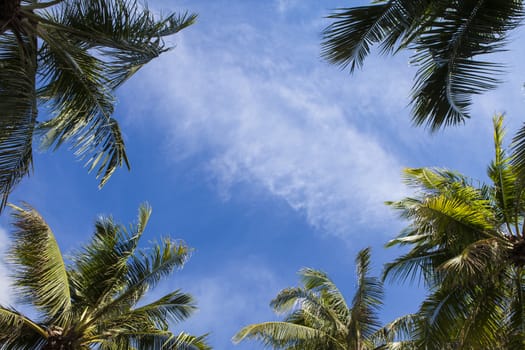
0;0;196;209
0;203;209;349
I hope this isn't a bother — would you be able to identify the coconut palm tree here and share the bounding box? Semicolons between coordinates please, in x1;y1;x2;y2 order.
0;203;210;349
322;1;523;131
0;0;196;209
233;248;385;350
384;115;525;349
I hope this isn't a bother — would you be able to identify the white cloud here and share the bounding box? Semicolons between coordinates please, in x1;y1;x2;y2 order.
275;0;300;13
0;227;13;304
123;10;412;239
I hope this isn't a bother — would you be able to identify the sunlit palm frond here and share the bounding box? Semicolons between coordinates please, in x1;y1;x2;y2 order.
42;0;196;89
488;115;523;232
0;306;46;347
236;249;385;349
348;248;383;342
300;268;349;319
8;204;72;325
271;286;345;333
510;122;525;187
233;321;334;349
70;204;151;310
165;332;211;350
82;238;190;332
372;313;421;346
120;290;195;330
36;23;129;188
1;204;201;349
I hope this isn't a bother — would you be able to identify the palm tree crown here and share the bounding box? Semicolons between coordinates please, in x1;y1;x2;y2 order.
384;115;525;349
233;248;384;350
0;203;209;349
0;0;196;209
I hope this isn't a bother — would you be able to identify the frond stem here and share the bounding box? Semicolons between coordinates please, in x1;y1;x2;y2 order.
23;0;63;10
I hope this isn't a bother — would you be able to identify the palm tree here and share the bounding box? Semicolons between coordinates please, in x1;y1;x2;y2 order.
384;115;525;349
233;248;385;350
0;0;196;209
322;1;523;131
0;203;210;349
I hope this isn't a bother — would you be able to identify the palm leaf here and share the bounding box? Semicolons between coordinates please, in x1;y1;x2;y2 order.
36;22;129;188
348;248;383;342
321;0;432;71
7;204;72;325
0;32;36;211
70;204;151;310
51;0;197;89
0;306;46;346
233;321;337;349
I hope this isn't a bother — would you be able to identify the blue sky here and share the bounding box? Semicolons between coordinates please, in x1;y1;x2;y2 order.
2;1;525;349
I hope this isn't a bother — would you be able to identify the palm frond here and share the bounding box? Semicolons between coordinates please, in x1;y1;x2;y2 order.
71;204;151;310
0;32;36;211
164;332;211;350
83;238;190;331
36;22;129;188
321;0;433;71
410;0;522;130
323;0;524;131
349;248;383;341
48;0;197;90
0;306;46;346
117;290;196;330
488;115;522;232
233;321;335;349
300;268;349;319
8;204;72;325
270;287;345;333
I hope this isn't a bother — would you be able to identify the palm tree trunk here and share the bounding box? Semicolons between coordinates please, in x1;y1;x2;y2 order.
43;327;75;350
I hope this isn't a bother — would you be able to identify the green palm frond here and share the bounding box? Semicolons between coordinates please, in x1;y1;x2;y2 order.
83;238;190;331
50;0;197;89
321;0;433;71
235;249;385;349
505;266;525;349
233;321;335;349
70;204;151;309
271;287;345;333
36;22;128;188
0;306;46;346
385;115;525;348
122;290;196;329
167;332;211;350
510;122;525;188
323;0;524;131
349;248;383;341
8;204;72;325
300;268;350;319
1;203;202;349
372;313;421;346
0;32;37;210
488;115;522;231
0;0;195;206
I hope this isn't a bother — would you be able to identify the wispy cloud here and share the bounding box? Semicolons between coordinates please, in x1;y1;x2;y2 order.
123;4;413;239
